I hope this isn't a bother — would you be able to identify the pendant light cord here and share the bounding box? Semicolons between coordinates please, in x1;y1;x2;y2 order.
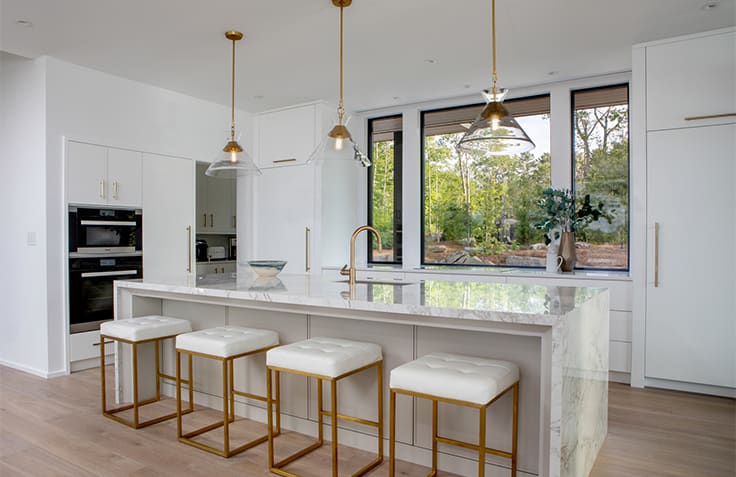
491;0;498;100
337;4;345;124
231;36;236;141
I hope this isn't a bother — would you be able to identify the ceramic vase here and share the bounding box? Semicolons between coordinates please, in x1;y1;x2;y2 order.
558;231;576;272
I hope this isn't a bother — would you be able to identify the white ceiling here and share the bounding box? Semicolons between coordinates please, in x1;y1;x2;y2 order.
1;0;734;113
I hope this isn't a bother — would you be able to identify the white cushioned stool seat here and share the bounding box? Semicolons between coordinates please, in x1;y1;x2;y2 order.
390;352;519;405
101;316;192;342
267;336;382;378
176;326;279;358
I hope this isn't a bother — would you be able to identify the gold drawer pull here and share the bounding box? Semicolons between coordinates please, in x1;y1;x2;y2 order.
272;158;297;164
93;341;114;347
684;113;736;121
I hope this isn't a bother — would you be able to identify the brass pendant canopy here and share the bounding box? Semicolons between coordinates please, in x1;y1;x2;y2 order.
206;31;262;178
307;0;371;167
457;0;534;155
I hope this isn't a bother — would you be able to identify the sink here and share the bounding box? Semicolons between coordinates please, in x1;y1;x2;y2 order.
335;279;416;286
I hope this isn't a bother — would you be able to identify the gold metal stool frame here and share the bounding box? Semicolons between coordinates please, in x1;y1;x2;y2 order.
266;360;384;477
176;344;281;458
100;333;193;429
389;382;519;477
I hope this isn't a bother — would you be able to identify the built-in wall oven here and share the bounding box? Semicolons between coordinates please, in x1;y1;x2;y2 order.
68;207;143;333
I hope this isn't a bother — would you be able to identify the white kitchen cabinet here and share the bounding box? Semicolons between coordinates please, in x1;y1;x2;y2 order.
255;103;325;168
252;165;317;274
196;162;236;234
69;329;113;372
645;124;735;389
67;141;142;207
142;153;195;282
634;28;736;395
646;29;735;131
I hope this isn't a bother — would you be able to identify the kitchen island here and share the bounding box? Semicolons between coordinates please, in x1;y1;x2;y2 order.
113;270;608;477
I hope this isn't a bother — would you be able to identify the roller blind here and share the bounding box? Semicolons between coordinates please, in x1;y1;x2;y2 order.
573;85;628;110
371;116;402;142
423;95;550;136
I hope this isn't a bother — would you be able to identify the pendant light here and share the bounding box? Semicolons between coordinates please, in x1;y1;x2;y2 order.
307;0;371;167
457;0;535;155
206;31;262;177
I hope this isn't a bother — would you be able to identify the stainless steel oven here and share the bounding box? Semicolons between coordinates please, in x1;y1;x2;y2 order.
69;206;142;255
68;255;143;333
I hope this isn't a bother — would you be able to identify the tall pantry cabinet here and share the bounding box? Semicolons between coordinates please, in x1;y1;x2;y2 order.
633;28;735;395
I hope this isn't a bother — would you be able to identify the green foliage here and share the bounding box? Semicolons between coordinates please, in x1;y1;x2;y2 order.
534;187;613;243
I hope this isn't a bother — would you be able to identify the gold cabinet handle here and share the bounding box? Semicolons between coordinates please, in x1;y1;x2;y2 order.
203;213;207;227
654;222;660;288
93;341;114;347
232;215;236;228
273;158;297;164
99;180;105;199
113;180;119;199
684;113;736;121
186;225;192;272
305;227;311;273
210;214;214;228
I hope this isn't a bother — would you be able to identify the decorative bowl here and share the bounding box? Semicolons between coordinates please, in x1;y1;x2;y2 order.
247;260;287;277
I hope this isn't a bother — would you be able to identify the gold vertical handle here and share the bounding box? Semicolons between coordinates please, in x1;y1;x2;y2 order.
210;214;214;228
203;213;207;227
232;215;236;228
305;227;311;273
113;180;119;199
99;180;105;199
654;222;660;288
186;225;192;272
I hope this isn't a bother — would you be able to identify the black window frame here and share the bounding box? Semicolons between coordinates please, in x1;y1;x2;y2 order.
419;94;552;268
367;114;403;265
570;82;631;272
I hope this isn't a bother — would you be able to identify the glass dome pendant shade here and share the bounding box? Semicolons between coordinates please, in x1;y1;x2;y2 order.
457;0;535;156
206;31;262;178
306;0;370;167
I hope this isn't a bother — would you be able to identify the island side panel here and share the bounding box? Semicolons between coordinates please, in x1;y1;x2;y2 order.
416;327;542;476
559;289;609;477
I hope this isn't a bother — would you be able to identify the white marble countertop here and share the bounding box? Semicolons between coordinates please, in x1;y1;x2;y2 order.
117;266;605;328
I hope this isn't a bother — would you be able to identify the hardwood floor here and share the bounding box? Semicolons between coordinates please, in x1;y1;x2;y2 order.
1;365;734;476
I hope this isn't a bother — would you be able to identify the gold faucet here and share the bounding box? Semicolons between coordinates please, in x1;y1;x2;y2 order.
340;225;382;285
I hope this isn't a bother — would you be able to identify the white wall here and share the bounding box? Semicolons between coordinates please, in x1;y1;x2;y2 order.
0;53;50;376
1;54;254;376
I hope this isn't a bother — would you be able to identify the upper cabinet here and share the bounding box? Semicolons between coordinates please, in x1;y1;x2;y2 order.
255;102;331;168
645;29;735;131
196;162;236;234
67;141;141;207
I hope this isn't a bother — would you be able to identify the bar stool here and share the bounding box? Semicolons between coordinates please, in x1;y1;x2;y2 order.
175;325;280;458
389;352;519;477
100;315;193;429
266;336;384;477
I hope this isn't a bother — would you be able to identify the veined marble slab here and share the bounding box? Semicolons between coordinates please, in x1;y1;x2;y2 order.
114;267;608;477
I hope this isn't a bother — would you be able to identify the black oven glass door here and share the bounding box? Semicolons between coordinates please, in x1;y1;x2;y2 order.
69;207;142;254
69;256;142;333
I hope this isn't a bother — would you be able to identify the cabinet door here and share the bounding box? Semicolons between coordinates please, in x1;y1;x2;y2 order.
67;141;108;205
257;104;317;168
646;125;736;388
196;162;208;231
142;154;195;282
107;148;142;207
206;174;235;233
647;31;735;131
253;165;316;274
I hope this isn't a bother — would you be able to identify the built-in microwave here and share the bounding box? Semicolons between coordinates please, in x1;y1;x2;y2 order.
69;207;142;255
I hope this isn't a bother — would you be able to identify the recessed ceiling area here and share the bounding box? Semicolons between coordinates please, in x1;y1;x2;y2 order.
1;0;734;112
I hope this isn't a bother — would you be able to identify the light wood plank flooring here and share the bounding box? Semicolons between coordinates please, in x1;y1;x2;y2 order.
1;366;734;476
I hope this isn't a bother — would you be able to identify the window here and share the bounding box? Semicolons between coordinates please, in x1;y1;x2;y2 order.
367;115;403;263
421;95;551;266
572;85;629;270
